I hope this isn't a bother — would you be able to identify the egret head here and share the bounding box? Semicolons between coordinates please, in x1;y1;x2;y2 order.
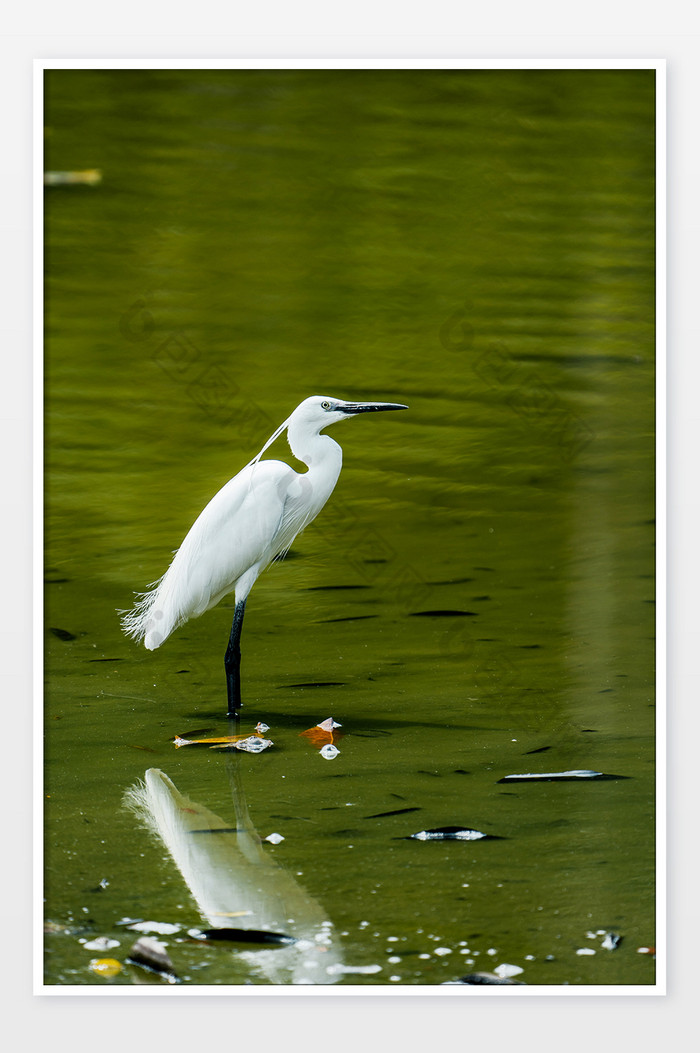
249;395;408;468
296;395;408;431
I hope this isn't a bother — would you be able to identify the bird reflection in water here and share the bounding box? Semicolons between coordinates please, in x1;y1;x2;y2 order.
124;759;343;985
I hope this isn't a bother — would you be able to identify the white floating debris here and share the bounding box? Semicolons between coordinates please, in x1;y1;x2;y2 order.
235;736;273;753
326;963;382;975
82;936;120;951
500;770;604;781
320;744;340;760
409;827;488;841
487;948;498;956
127;921;181;935
494;963;524;978
601;932;622;950
317;717;342;731
265;832;285;845
255;722;270;734
576;947;596;956
434;947;452;956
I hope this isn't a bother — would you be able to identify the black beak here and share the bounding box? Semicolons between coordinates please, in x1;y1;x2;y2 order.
340;402;409;414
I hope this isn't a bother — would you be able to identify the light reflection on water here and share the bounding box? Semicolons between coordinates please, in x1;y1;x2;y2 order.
44;67;656;987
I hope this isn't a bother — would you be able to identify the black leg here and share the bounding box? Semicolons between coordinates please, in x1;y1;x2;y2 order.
224;599;246;717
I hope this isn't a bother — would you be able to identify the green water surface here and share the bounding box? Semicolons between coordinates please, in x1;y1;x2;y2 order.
43;68;656;988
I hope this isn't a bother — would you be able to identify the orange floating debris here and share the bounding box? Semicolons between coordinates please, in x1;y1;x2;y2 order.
300;717;344;749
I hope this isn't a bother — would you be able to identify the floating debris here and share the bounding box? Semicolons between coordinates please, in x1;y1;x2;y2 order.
365;807;421;819
89;957;122;978
319;717;342;731
127;920;181;936
255;722;270;734
50;627;77;641
300;718;344;750
194;927;297;946
288;681;345;688
232;735;273;753
189;827;240;835
174;728;272;750
264;832;285;844
320;744;340;760
576;947;596;956
126;936;179;983
443;972;525;985
326;962;382;975
82;936;120;952
602;932;622;951
494;963;524;979
44;169;102;186
207;735;273;753
404;826;495;841
498;770;627;783
637;946;656;956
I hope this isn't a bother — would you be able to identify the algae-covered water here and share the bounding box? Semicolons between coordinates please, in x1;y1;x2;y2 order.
43;67;657;987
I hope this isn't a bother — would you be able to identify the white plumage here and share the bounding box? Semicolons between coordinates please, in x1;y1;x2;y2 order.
121;394;407;714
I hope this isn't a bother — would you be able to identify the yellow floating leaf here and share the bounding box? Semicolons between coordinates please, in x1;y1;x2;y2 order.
90;958;122;978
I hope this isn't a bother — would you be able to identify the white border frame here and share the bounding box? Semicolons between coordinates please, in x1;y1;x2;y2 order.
34;58;666;998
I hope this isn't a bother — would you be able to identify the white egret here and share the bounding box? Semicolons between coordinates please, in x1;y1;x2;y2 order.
121;395;408;716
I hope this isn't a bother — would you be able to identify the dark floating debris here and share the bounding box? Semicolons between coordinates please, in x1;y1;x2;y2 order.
428;576;475;585
50;627;76;641
307;584;369;591
410;610;477;617
189;827;241;835
498;770;628;783
443;972;525;985
403;826;499;842
196;927;297;946
286;681;346;688
364;806;421;819
126;936;179;983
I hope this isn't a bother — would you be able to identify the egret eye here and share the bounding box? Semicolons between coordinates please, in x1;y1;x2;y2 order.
321;400;332;410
